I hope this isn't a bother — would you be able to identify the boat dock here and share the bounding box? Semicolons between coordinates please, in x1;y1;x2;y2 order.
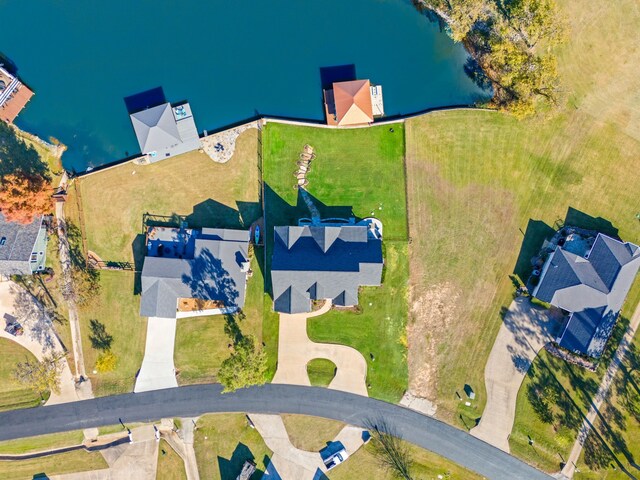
0;66;34;124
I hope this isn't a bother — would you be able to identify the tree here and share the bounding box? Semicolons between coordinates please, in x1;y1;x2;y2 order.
499;0;566;49
0;173;52;224
95;351;117;373
89;319;113;351
367;420;414;480
13;354;64;398
418;0;493;41
218;336;267;392
61;266;101;307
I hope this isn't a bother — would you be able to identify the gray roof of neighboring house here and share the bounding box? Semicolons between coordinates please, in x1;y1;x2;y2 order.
0;213;45;275
130;102;200;160
140;228;250;318
271;225;383;314
534;233;640;357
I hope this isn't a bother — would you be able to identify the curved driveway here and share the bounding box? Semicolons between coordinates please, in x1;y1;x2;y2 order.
0;384;551;480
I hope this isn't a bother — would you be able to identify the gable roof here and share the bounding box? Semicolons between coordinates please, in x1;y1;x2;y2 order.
140;228;249;318
0;213;45;275
271;225;383;314
130;103;181;154
534;233;640;357
333;80;373;126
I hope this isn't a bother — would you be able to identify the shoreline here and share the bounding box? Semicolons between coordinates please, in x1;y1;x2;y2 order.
31;104;495;179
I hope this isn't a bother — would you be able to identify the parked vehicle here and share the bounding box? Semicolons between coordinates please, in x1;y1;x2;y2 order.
323;448;349;470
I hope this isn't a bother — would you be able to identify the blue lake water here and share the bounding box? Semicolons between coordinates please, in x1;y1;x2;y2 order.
1;0;488;172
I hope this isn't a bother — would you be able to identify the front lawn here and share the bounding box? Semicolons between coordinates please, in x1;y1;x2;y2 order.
157;439;187;480
0;339;43;411
0;430;85;454
193;414;272;480
0;449;107;480
78;271;147;396
262;122;409;402
306;359;336;387
281;415;345;452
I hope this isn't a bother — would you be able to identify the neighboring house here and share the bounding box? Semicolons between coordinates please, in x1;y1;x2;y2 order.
323;79;384;126
533;233;640;358
129;101;200;162
0;66;34;124
140;226;250;319
271;222;383;314
0;213;48;276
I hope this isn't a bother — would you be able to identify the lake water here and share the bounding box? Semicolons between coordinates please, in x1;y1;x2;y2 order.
1;0;488;172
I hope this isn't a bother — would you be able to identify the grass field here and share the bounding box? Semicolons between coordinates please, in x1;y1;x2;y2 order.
262;122;409;402
0;449;107;480
281;415;345;451
193;414;272;480
0;339;43;411
157;439;187;480
306;359;336;387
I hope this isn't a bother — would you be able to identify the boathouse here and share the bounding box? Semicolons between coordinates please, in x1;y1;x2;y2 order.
323;79;384;126
0;66;34;124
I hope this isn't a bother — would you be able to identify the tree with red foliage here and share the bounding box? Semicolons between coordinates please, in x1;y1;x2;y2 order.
0;173;52;224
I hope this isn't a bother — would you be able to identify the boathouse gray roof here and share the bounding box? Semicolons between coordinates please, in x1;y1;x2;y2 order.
533;233;640;357
0;213;47;276
130;102;200;161
271;225;383;314
140;228;250;318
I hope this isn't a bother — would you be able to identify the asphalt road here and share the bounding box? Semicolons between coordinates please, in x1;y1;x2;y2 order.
0;384;551;480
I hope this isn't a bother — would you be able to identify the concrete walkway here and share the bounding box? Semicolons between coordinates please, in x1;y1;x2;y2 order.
49;425;160;480
0;280;78;404
471;296;555;452
560;302;640;478
55;174;91;396
272;300;368;397
134;317;178;393
251;414;367;480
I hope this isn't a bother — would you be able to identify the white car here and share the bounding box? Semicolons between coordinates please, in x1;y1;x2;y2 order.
323;448;349;470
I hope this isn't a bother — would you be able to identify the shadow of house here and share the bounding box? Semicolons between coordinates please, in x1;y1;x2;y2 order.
513;219;555;282
123;87;166;115
563;207;619;239
217;442;265;480
319;65;357;90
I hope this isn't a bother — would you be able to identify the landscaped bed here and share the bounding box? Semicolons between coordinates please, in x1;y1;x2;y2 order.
262;122;409;402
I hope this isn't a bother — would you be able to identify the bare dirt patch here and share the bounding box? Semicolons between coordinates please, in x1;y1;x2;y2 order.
408;283;461;400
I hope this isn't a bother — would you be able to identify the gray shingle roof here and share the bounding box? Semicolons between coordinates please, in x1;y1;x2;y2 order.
0;213;45;275
130;102;200;160
534;233;640;357
271;225;383;314
140;228;250;318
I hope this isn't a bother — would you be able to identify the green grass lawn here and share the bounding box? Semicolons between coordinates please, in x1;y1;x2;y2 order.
157;439;187;480
263;122;409;402
281;415;345;451
0;449;107;480
78;271;147;396
306;359;336;387
0;339;43;411
0;430;85;454
193;414;272;480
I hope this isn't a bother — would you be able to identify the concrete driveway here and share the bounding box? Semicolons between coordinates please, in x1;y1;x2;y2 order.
251;414;367;480
272;301;368;397
471;296;556;452
0;280;78;405
134;317;178;393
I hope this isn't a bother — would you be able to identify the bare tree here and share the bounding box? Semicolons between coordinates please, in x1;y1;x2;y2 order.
366;419;415;480
13;353;65;399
